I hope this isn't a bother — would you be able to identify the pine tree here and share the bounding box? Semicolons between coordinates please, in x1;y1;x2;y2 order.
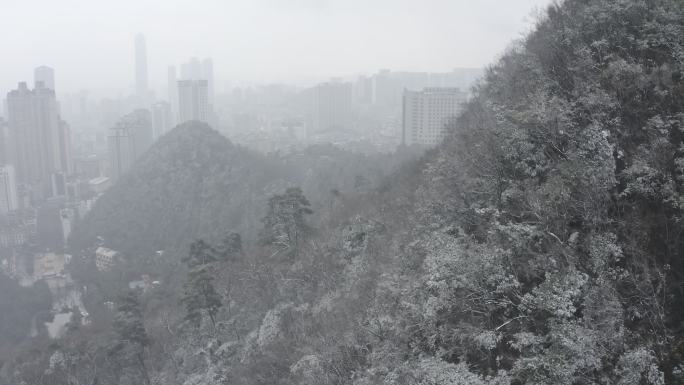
113;290;150;385
219;232;242;260
181;239;223;329
259;187;313;256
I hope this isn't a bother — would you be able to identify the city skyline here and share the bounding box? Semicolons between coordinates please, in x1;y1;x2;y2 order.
0;0;553;96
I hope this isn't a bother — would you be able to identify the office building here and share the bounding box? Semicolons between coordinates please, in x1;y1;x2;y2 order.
0;165;18;213
402;87;468;146
311;81;352;133
178;80;209;124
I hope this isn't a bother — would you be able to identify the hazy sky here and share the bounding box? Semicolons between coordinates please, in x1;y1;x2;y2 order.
1;0;553;96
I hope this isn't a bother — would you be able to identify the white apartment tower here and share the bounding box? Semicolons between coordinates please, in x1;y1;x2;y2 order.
402;87;468;146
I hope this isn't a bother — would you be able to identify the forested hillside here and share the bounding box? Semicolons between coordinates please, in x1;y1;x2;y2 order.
69;123;416;258
69;123;278;256
4;0;684;384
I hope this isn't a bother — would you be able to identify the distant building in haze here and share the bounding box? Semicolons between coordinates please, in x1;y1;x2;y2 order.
0;118;8;165
180;57;214;105
402;87;468;146
310;81;352;134
135;33;149;102
151;101;173;139
108;125;133;182
367;68;483;109
107;109;152;180
373;69;399;107
58;120;72;175
0;165;18;213
34;66;56;91
167;66;178;124
178;80;209;124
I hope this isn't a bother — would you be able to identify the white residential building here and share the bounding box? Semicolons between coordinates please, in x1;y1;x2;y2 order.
402;87;468;146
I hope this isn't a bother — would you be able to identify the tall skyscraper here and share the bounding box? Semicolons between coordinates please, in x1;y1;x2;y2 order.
34;66;55;91
0;165;19;213
135;33;149;99
402;87;468;146
6;82;65;195
177;80;209;124
311;81;353;133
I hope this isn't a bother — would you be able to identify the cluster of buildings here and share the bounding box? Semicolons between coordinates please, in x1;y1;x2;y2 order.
0;66;86;268
222;68;479;152
0;33;221;290
0;33;481;288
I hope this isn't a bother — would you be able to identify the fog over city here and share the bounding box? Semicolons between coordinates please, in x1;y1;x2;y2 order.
1;0;551;94
0;1;683;384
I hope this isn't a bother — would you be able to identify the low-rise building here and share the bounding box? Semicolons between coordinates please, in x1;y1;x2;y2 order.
95;246;118;271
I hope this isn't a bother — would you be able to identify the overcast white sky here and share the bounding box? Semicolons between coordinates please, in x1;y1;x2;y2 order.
1;0;553;96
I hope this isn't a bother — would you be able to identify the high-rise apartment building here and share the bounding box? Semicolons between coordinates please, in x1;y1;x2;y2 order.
402;87;468;146
177;80;209;124
0;165;19;213
6;82;65;195
311;81;352;133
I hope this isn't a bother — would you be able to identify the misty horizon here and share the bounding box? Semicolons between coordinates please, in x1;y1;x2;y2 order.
2;0;552;96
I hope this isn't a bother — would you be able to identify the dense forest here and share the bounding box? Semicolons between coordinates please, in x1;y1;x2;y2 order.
3;0;684;384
